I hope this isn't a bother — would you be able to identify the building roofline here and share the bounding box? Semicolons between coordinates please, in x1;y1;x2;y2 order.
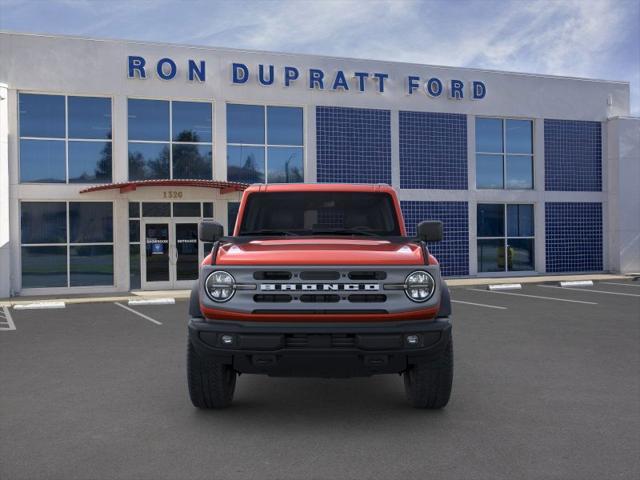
0;30;631;86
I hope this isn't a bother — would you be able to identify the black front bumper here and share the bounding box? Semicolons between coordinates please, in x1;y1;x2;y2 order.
188;318;452;378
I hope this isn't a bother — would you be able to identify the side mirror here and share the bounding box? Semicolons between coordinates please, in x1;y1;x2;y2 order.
198;220;224;242
417;220;443;243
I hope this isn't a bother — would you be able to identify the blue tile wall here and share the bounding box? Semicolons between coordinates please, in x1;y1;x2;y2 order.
401;201;469;277
399;111;467;189
316;106;391;184
544;119;602;191
545;202;603;272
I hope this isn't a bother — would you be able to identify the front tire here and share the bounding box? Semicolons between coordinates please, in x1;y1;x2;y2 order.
403;339;453;409
187;341;236;408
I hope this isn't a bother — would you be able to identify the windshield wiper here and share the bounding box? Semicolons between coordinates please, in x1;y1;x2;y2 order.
240;229;300;236
309;228;381;237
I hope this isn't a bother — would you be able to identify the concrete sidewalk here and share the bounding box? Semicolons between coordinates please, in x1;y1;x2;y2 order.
1;273;636;307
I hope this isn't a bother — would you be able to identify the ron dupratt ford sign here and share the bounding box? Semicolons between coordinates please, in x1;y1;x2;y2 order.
127;56;487;100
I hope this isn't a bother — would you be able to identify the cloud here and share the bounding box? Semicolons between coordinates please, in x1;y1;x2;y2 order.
1;0;638;113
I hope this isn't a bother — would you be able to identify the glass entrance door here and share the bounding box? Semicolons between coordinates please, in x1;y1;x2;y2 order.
142;219;201;289
174;221;200;287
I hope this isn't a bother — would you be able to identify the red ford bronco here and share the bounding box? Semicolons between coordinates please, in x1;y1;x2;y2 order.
188;184;452;408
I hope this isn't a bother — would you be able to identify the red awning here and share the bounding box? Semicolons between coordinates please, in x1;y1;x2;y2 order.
79;179;249;194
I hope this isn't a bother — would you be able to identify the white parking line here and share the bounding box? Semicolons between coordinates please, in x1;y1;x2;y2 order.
601;282;640;288
468;288;598;305
114;302;163;325
451;300;507;310
0;306;16;331
539;285;640;297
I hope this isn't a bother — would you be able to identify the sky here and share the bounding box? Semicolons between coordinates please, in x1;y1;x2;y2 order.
1;0;639;114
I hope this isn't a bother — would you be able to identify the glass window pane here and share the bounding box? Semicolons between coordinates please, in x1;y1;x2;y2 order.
21;246;68;288
21;202;67;244
203;243;214;258
68;96;112;139
267;147;304;183
128;99;169;141
506;155;533;189
173;203;201;217
267;106;303;146
19;93;65;138
142;202;171;217
477;204;504;237
130;244;141;290
506;119;532;154
507;238;535;271
227;145;265;183
172;101;212;143
129;202;140;218
477;239;506;272
507;204;534;237
203;202;213;218
476;154;504;189
227;104;264;144
70;245;114;286
129;220;140;242
128;142;170;180
69;202;113;243
20;139;66;183
68;141;112;183
227;202;240;235
476;118;503;153
172;144;212;180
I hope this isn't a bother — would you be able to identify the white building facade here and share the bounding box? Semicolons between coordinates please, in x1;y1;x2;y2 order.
0;32;638;297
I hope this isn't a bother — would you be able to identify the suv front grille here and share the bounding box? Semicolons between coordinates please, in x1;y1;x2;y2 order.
284;334;357;348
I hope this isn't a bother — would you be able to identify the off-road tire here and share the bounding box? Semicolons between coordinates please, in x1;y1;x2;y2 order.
403;339;453;409
187;341;236;408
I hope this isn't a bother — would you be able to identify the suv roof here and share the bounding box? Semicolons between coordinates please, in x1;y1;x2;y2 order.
244;183;396;194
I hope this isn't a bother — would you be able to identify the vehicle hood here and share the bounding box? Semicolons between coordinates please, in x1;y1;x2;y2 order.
215;238;424;265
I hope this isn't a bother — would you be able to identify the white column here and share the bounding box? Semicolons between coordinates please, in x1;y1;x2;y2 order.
607;117;640;274
0;84;9;297
467;115;477;276
533;117;546;273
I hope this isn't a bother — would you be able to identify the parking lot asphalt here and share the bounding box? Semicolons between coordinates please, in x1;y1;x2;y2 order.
1;280;639;480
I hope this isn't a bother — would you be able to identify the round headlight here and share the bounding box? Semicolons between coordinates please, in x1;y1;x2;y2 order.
405;270;435;302
205;271;236;302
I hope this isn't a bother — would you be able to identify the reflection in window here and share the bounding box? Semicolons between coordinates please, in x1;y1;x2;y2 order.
68;141;112;183
19;139;66;183
128;143;170;180
267;147;304;183
477;203;535;272
127;99;213;180
476;118;533;190
19;93;112;184
19;93;65;138
227;104;304;183
70;245;114;286
172;144;212;179
20;202;114;289
227;145;265;183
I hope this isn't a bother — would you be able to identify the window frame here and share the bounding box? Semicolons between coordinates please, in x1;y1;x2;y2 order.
127;97;215;180
226;102;305;184
475;116;534;190
476;202;536;273
18;92;114;184
19;200;116;290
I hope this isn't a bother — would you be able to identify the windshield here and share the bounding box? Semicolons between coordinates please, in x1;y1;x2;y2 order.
238;192;401;237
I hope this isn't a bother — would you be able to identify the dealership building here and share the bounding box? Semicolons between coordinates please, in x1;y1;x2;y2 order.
0;31;638;297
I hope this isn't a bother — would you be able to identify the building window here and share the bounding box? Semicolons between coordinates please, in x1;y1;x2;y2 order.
19;93;112;184
477;203;535;272
21;202;114;288
476;118;533;189
226;104;304;183
128;99;213;181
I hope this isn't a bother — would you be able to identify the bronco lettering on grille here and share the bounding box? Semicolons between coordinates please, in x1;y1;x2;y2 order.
260;284;379;291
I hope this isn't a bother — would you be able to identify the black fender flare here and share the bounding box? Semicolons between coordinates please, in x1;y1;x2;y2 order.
189;281;203;318
437;281;451;318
